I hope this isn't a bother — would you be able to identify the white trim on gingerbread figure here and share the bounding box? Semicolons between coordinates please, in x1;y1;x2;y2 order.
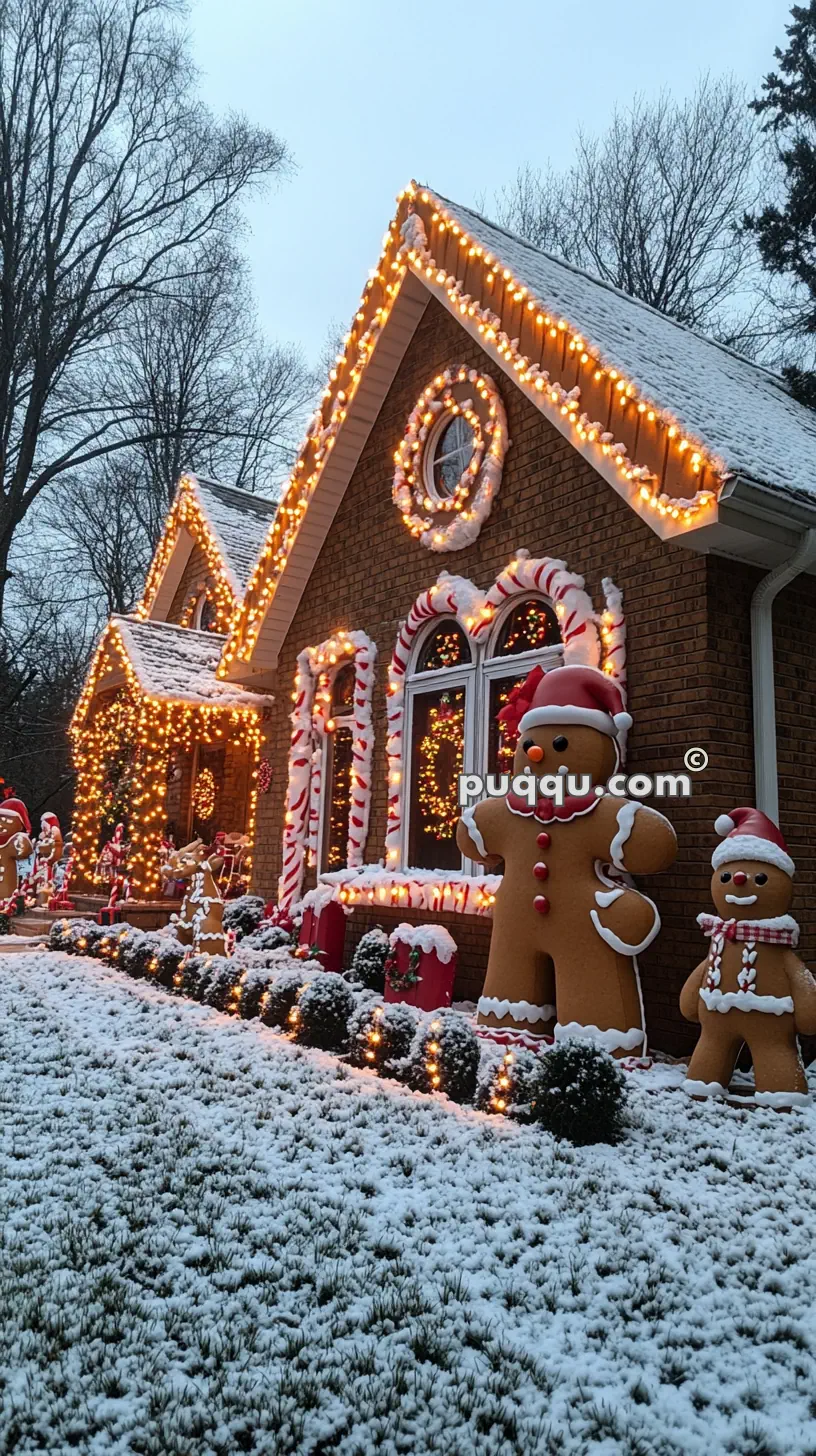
279;631;376;910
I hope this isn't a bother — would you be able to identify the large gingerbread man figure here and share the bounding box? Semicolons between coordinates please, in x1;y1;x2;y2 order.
0;797;34;900
680;808;816;1107
456;665;677;1054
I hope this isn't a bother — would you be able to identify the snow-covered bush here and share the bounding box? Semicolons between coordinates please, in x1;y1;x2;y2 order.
240;922;293;953
48;918;75;952
401;1010;479;1104
120;930;163;979
259;968;307;1028
532;1039;627;1146
0;911;11;936
235;966;277;1020
345;927;388;992
97;924;131;962
347;999;419;1074
178;954;218;1002
222;895;265;941
65;919;100;955
291;973;356;1052
148;939;185;988
475;1047;540;1123
201;958;243;1012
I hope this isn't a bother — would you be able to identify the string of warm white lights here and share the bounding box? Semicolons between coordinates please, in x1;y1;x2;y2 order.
222;181;721;677
137;475;238;628
392;367;509;550
70;623;262;897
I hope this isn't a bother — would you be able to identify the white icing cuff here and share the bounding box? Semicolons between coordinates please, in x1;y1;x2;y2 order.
682;1078;727;1098
461;804;487;859
752;1089;810;1109
554;1022;645;1053
699;988;794;1015
478;996;555;1025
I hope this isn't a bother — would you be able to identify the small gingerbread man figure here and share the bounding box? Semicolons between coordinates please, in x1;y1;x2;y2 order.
0;797;34;900
680;808;816;1107
456;665;677;1055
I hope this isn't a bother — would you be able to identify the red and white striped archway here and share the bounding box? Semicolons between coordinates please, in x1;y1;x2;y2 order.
278;630;376;909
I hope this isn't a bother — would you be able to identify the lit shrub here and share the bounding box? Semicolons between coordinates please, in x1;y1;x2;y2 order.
178;954;218;1002
259;969;307;1029
475;1047;540;1123
235;966;277;1020
240;923;293;953
66;919;102;956
148;940;185;989
531;1039;627;1146
347;999;419;1074
401;1010;479;1104
48;919;74;952
202;958;243;1012
290;973;356;1052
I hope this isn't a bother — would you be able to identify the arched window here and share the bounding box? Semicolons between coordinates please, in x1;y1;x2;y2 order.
482;597;564;776
405;620;475;871
193;591;218;632
320;662;356;872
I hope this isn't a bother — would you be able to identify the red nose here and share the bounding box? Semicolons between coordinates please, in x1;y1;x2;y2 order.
732;871;748;886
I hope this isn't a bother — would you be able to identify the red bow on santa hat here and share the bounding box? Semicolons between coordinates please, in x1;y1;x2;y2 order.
497;665;545;743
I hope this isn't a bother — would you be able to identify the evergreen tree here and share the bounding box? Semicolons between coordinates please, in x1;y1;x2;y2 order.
750;3;816;403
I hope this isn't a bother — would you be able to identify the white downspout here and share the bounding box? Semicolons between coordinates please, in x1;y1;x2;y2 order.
750;527;816;823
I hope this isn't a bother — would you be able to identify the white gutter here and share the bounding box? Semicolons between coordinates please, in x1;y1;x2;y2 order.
750;527;816;823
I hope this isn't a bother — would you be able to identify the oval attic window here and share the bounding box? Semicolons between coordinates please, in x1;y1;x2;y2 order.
428;414;475;503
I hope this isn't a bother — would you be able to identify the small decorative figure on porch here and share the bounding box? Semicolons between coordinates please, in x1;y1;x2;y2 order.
456;665;677;1054
0;797;33;900
97;822;128;883
162;839;227;956
680;809;816;1107
33;812;63;902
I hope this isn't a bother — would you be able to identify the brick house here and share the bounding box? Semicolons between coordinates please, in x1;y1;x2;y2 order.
74;184;816;1052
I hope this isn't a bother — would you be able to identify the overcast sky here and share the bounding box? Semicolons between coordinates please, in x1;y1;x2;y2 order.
190;0;792;366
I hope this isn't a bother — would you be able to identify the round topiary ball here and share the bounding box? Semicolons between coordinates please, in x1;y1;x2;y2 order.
120;930;162;979
475;1047;541;1123
259;968;307;1028
345;927;389;992
532;1039;627;1146
67;919;101;956
347;999;419;1074
149;940;185;989
48;918;74;952
291;972;357;1052
401;1009;479;1104
178;954;218;1002
236;966;276;1020
222;895;266;941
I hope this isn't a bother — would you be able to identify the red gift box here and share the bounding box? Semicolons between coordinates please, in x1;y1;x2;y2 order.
298;899;346;972
97;906;122;926
384;927;457;1012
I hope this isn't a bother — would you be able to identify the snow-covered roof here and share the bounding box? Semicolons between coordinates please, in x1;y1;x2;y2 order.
111;617;269;709
437;194;816;503
192;476;278;596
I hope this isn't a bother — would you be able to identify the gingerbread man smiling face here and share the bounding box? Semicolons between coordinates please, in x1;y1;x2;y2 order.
0;798;34;900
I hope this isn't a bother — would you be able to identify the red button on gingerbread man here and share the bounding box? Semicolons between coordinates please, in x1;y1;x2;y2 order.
457;665;677;1054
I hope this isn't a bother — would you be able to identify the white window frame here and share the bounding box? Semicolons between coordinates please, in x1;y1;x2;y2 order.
402;618;478;873
423;410;476;508
400;600;563;874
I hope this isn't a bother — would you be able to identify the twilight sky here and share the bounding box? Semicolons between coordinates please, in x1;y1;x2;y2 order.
190;0;792;366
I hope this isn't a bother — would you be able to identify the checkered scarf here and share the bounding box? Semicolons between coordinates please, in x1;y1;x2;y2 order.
697;913;799;947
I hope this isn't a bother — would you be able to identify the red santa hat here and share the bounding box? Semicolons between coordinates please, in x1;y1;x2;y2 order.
500;664;632;743
0;797;31;834
711;807;795;877
41;812;59;829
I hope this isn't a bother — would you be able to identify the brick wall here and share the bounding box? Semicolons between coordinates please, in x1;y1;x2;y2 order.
166;544;217;625
250;295;816;1055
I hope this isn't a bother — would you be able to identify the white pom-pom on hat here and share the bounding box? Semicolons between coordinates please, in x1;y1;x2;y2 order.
714;813;736;837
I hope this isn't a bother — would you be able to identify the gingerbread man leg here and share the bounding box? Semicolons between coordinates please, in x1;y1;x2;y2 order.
478;920;556;1034
553;942;646;1056
747;1021;808;1106
685;1014;743;1095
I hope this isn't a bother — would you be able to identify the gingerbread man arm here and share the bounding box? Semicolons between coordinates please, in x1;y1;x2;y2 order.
783;952;816;1036
679;960;708;1023
13;832;33;861
456;798;506;866
595;798;677;875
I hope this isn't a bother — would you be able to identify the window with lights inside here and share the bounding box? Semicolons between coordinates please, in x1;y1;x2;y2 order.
403;596;563;871
320;661;357;871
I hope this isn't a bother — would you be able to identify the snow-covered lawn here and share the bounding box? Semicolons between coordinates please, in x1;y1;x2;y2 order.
1;953;815;1455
